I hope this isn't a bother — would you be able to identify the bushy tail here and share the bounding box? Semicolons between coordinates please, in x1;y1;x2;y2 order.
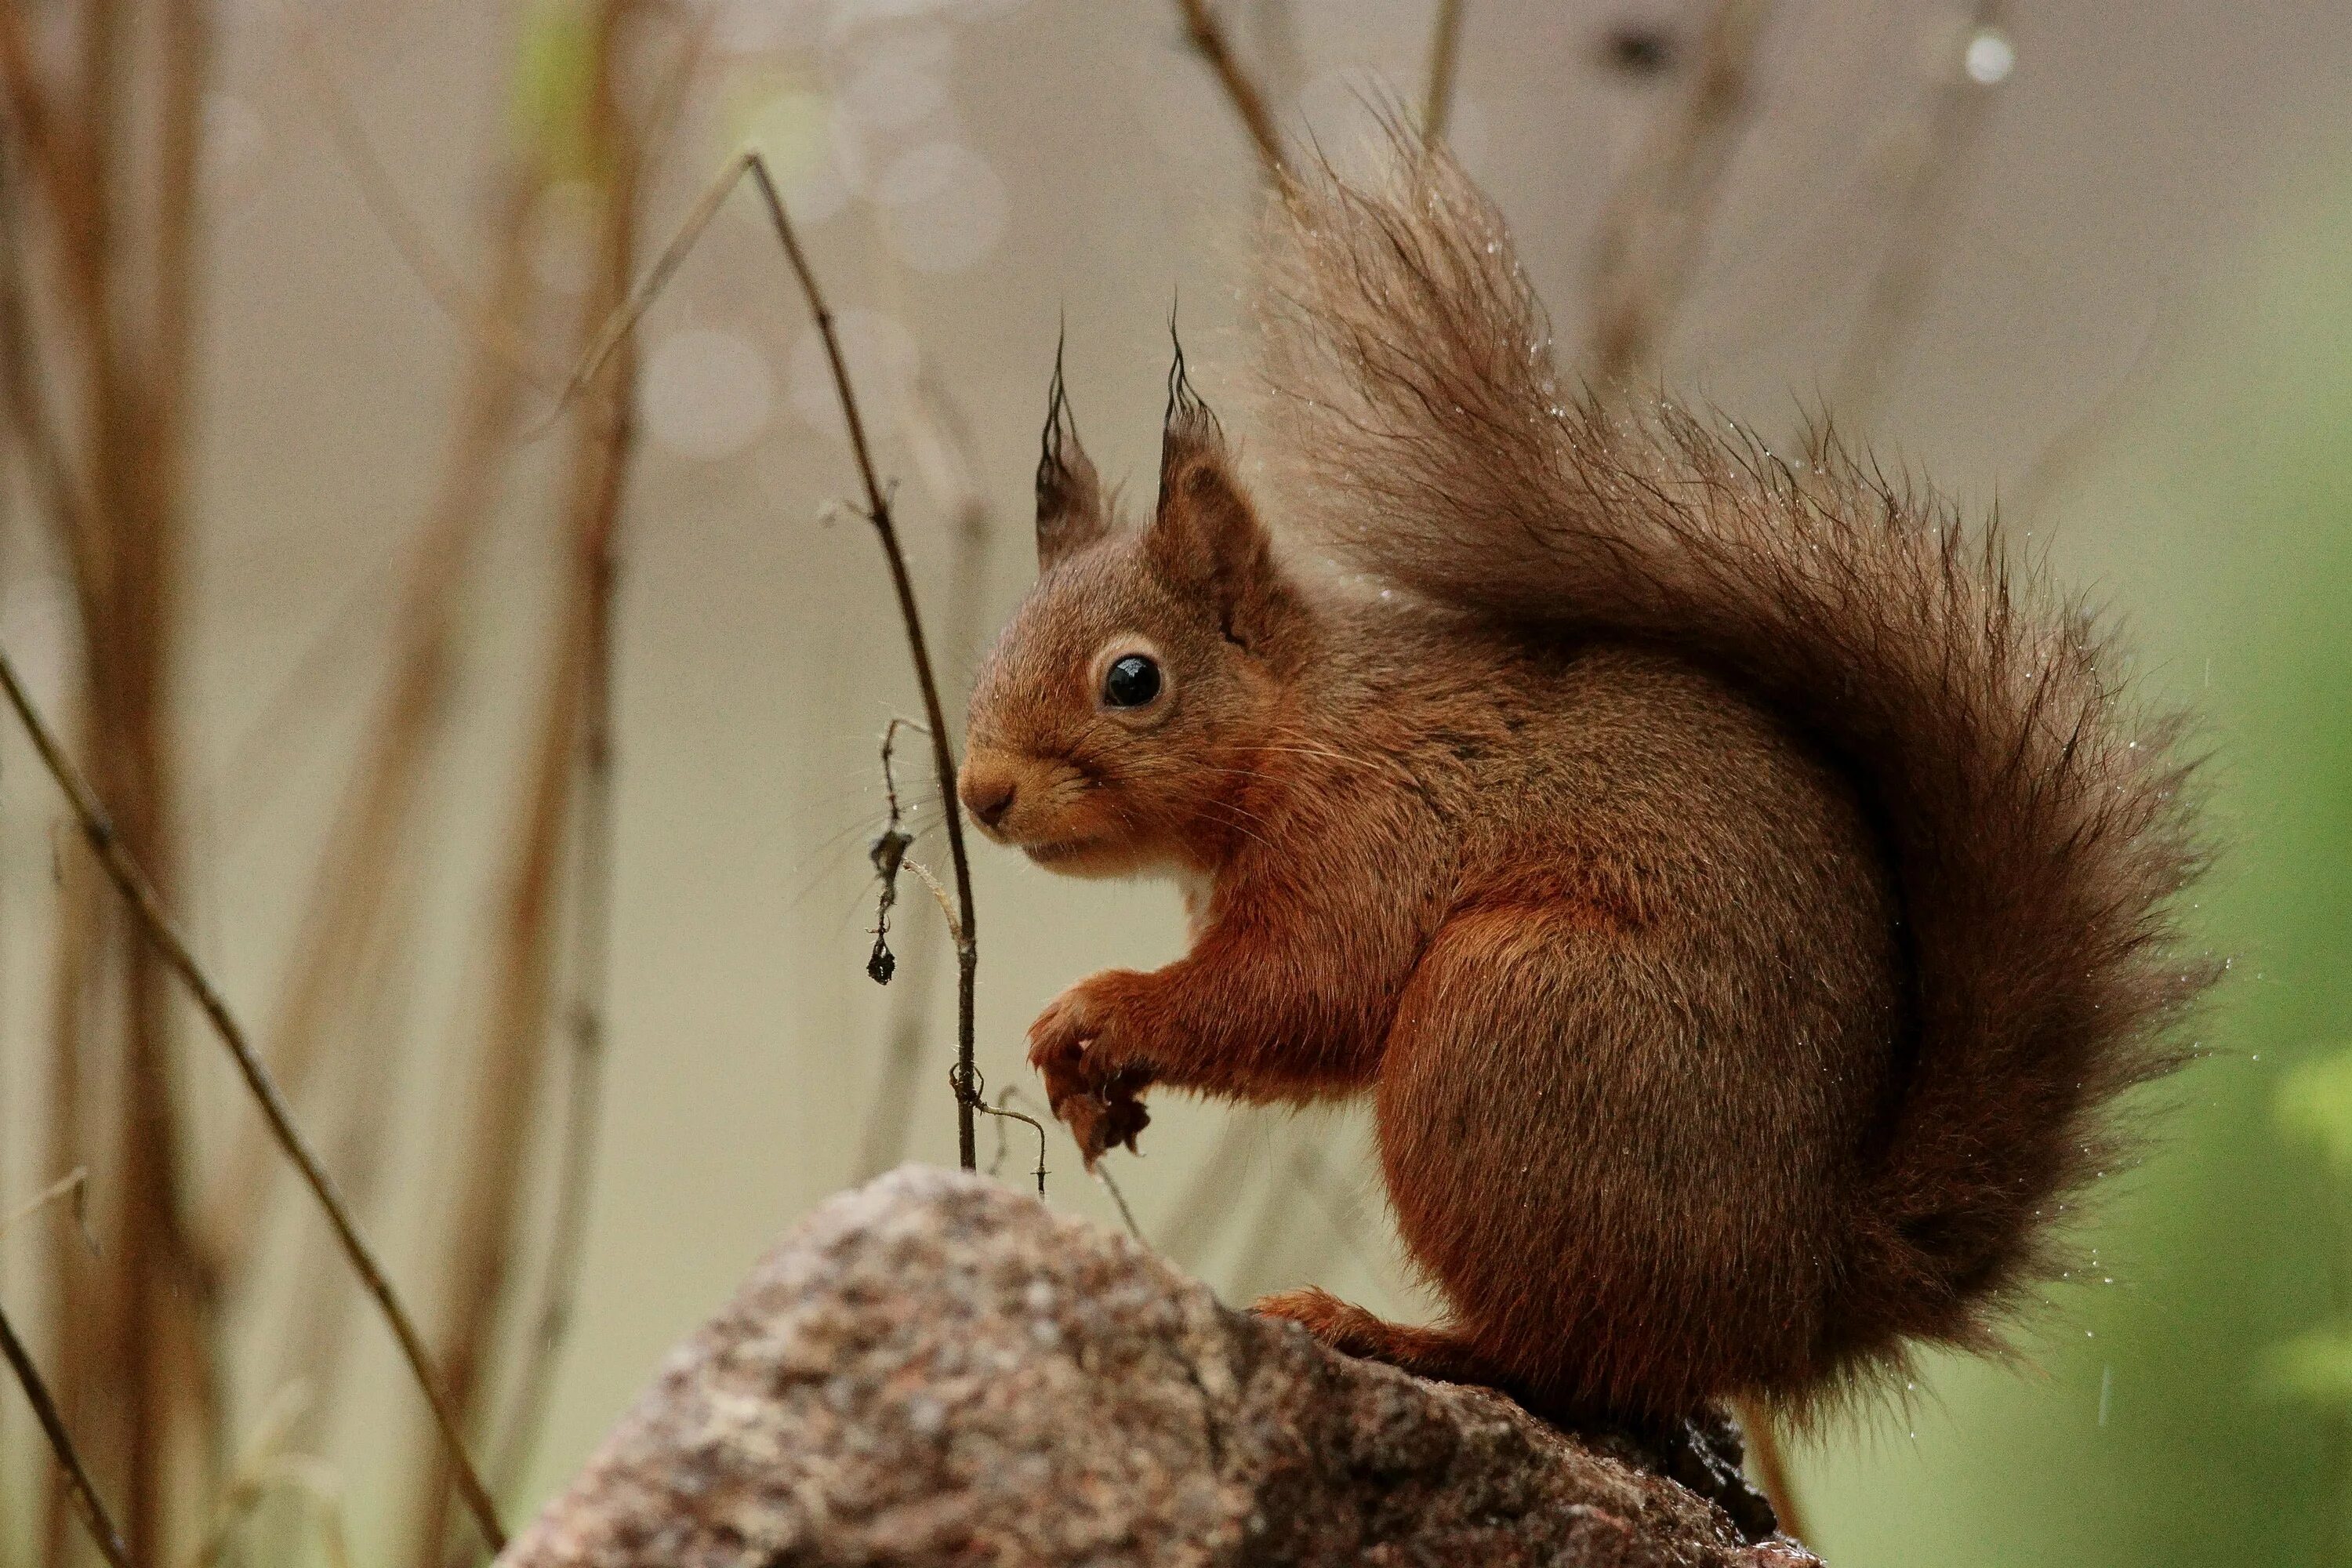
1253;137;2213;1372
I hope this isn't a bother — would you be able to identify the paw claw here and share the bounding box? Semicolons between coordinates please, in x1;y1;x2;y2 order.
1026;974;1156;1162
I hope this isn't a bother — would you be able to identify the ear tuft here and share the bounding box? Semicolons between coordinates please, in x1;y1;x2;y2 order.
1156;310;1222;511
1146;339;1298;655
1034;330;1107;571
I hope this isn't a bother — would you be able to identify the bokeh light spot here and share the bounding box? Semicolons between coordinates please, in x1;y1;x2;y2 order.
644;328;776;461
871;141;1007;274
1964;27;2016;85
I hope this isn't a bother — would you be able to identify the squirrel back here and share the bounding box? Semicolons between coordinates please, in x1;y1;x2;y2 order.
1249;136;2215;1378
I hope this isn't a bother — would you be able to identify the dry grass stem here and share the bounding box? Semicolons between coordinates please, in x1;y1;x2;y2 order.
1584;0;1775;386
1094;1166;1145;1243
0;1169;92;1248
981;1087;1050;1197
1174;0;1290;180
1422;0;1468;141
1733;1395;1809;1543
1160;1117;1264;1265
714;151;986;1166
477;12;713;1512
1822;0;2010;430
409;24;655;1566
200;176;543;1280
284;13;560;394
0;639;510;1555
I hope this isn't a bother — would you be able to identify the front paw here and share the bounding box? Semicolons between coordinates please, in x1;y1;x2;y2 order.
1028;973;1155;1164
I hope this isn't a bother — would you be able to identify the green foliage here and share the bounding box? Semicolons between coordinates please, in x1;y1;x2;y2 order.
512;0;602;180
1796;169;2352;1568
2279;1050;2352;1176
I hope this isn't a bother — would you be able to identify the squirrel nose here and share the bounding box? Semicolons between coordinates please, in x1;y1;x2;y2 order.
960;764;1018;830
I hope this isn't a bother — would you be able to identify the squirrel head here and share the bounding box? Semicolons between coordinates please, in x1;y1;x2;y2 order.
960;344;1308;877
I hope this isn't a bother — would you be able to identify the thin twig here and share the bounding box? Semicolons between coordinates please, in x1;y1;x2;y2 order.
740;152;984;1167
483;26;709;1499
0;1290;131;1568
485;570;621;1505
414;20;657;1564
0;640;509;1554
540;150;982;1160
1421;0;1468;141
978;1082;1049;1196
902;858;962;945
852;365;992;1181
1174;0;1289;180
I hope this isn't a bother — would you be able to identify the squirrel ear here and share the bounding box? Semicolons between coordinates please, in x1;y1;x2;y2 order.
1034;336;1107;572
1148;340;1295;654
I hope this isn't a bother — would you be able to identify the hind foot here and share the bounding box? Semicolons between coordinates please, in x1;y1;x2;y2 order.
1252;1287;1500;1388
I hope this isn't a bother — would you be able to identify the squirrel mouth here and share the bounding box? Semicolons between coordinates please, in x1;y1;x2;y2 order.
1022;837;1100;866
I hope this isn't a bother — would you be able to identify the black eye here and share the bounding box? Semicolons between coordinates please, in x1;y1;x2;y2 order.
1102;653;1162;709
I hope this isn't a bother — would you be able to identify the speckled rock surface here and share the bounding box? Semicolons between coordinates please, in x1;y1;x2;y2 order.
498;1166;1822;1568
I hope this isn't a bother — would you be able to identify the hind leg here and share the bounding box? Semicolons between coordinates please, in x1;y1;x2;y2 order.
1373;903;1859;1421
1252;1287;1505;1389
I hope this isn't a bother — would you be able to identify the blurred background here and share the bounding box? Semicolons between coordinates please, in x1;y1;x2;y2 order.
0;1;2347;1564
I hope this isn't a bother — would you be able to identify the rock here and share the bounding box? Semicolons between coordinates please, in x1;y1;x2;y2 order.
499;1166;1821;1568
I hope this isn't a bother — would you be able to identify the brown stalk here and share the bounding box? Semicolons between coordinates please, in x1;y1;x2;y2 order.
0;5;104;338
0;148;114;1566
488;20;710;1494
483;619;617;1498
1174;0;1289;180
1421;0;1468;142
0;125;103;633
1584;0;1775;387
1821;0;2009;431
0;639;510;1555
38;804;100;1568
0;1292;129;1568
410;14;655;1561
55;0;230;1544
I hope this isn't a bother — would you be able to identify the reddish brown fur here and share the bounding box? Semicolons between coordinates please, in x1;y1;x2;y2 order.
959;136;2212;1425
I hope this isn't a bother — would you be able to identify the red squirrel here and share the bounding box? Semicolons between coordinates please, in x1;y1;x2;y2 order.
956;137;2211;1425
